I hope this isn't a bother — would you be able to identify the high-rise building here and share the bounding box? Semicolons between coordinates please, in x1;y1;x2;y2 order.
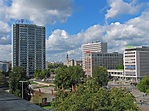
84;52;123;77
12;24;45;77
124;46;149;81
81;41;107;72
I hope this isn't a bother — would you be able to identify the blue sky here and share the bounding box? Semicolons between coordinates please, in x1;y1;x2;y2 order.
0;0;149;62
46;0;107;35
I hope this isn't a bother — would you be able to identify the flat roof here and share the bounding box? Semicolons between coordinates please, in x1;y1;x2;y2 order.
0;89;45;111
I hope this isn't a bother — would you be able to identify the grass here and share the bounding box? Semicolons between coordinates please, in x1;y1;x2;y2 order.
40;85;49;88
42;105;52;109
30;81;38;84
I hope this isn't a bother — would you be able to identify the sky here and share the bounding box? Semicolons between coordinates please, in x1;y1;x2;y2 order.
0;0;149;62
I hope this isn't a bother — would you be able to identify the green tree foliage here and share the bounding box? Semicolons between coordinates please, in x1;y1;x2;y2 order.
116;64;124;70
48;63;64;69
109;88;139;111
48;63;65;74
92;66;108;86
54;66;84;89
52;78;140;111
137;76;149;93
34;69;50;79
34;69;41;79
0;70;7;87
9;66;32;101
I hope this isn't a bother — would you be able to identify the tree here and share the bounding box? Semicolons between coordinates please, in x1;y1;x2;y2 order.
92;66;108;86
48;63;65;74
34;69;41;79
109;88;139;111
42;69;50;78
9;66;32;101
54;66;84;89
137;76;149;93
52;78;140;111
34;69;50;79
116;64;124;70
0;71;7;87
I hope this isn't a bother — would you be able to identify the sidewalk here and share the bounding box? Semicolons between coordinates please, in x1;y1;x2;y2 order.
131;89;149;111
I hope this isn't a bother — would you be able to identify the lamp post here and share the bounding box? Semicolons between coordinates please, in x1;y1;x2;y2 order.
19;81;28;99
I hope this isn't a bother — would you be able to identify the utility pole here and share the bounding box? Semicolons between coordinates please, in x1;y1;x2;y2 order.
19;81;28;99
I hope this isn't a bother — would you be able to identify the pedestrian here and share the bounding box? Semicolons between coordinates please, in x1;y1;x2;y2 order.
140;100;142;105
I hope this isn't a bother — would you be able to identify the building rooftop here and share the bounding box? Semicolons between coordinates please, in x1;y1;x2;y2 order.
125;46;149;51
0;89;45;111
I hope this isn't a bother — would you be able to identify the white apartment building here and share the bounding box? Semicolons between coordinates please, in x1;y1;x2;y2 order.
84;52;123;77
124;46;149;81
108;69;124;78
81;41;107;71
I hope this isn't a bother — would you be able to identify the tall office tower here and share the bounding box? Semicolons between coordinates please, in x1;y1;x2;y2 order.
84;52;123;77
81;41;107;74
124;46;149;81
12;24;45;77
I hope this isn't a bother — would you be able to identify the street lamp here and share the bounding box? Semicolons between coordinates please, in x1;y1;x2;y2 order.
19;80;28;99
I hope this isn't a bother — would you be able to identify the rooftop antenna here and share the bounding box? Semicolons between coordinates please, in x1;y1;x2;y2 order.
15;19;31;24
20;19;24;24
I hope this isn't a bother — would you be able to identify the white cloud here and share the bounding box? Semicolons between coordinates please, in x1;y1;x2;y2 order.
0;35;11;45
0;0;149;63
105;0;141;19
103;9;149;52
6;0;73;25
46;8;149;62
0;21;11;45
0;21;11;33
0;44;11;61
46;25;105;61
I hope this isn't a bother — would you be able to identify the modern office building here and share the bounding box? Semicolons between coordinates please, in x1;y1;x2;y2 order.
82;41;107;71
124;46;149;81
12;24;45;77
84;52;123;77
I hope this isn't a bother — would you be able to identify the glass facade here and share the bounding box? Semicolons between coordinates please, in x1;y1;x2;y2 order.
13;24;45;77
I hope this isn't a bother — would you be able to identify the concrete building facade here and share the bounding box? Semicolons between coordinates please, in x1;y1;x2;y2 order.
124;46;149;81
84;52;123;77
12;24;45;77
108;69;124;78
81;41;107;71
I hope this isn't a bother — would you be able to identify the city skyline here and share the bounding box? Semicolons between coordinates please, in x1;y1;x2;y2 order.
0;0;149;62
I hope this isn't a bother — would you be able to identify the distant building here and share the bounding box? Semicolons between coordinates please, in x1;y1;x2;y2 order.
74;60;82;66
84;52;123;77
0;61;9;72
12;24;46;77
46;61;49;69
64;54;82;67
124;46;149;81
108;69;124;78
81;41;107;71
